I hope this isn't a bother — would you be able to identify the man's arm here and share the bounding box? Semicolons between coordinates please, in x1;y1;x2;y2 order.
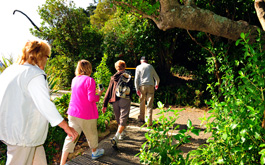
152;66;160;90
134;67;141;96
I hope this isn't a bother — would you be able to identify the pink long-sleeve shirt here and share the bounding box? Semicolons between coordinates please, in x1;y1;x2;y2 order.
67;75;100;120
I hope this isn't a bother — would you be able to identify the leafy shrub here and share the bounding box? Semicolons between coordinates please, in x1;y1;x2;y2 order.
189;31;265;164
171;64;192;77
137;101;200;164
0;142;6;164
97;97;115;132
93;53;113;90
93;52;116;132
53;93;71;119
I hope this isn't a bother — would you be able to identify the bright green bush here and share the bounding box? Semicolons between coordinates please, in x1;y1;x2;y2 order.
53;93;71;119
137;101;200;164
189;30;265;164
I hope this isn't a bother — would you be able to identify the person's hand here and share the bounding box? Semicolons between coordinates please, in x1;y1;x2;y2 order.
58;120;79;142
97;88;105;96
102;107;107;114
65;127;79;142
155;85;159;90
137;90;141;96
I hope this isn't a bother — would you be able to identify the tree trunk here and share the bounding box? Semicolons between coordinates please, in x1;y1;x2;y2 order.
255;0;265;31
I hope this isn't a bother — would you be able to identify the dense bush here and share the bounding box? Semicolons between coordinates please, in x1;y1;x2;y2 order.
189;31;265;164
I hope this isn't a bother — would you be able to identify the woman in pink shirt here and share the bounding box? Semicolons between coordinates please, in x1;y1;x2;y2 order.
60;60;105;165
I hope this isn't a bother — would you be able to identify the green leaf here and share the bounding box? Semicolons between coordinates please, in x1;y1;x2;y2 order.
259;149;265;155
239;71;244;76
157;101;164;109
235;39;241;46
247;106;254;111
179;129;187;134
191;129;200;136
222;133;228;140
260;144;265;148
261;155;265;165
255;132;261;140
240;32;245;39
217;157;224;163
187;119;192;129
230;123;238;130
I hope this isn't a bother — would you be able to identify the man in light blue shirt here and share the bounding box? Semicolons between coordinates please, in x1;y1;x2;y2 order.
135;56;160;126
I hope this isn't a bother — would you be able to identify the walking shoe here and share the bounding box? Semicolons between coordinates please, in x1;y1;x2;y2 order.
92;148;104;160
111;136;118;150
138;116;145;122
118;131;126;140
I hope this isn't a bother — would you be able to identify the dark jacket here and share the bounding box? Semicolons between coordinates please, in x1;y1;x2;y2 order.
103;70;133;108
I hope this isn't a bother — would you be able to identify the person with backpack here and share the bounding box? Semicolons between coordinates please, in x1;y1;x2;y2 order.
102;60;133;149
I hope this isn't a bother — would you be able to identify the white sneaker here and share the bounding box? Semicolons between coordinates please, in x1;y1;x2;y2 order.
92;148;104;160
111;136;118;150
119;131;126;140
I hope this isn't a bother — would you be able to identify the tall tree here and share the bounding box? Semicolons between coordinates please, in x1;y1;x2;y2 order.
31;0;103;87
90;1;116;29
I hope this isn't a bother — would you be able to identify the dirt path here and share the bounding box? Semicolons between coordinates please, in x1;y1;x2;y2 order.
128;106;212;156
65;106;213;164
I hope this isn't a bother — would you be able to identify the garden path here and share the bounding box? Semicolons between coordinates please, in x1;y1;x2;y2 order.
65;105;212;165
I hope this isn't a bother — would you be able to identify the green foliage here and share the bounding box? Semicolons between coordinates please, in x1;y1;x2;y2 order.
53;93;71;119
0;142;6;164
196;0;258;25
96;97;115;132
45;55;73;89
93;53;112;88
154;82;206;107
110;0;160;16
170;64;192;78
43;93;71;164
0;55;14;73
93;53;115;131
90;1;116;29
189;31;265;164
137;101;200;164
32;0;103;87
46;71;59;95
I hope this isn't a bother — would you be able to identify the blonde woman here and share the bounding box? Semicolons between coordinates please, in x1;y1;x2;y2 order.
60;60;105;165
0;40;78;165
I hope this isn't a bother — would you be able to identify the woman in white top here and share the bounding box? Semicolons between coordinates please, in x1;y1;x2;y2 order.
0;40;78;165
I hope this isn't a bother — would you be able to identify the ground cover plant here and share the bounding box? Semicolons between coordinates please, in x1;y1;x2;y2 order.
137;101;200;164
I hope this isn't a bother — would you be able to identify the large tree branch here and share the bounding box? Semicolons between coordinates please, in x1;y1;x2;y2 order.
156;2;259;41
255;0;265;30
113;0;261;41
